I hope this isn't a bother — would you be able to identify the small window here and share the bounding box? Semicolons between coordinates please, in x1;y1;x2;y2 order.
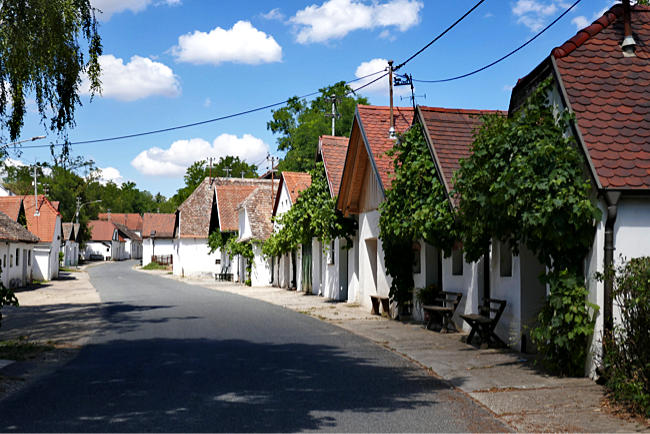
28;251;31;266
499;241;512;277
328;241;335;265
412;242;421;274
15;248;19;266
452;246;463;276
10;255;13;267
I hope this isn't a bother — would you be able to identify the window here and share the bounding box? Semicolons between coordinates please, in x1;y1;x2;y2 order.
499;241;512;277
328;241;335;265
28;251;31;266
412;242;421;274
10;255;13;267
452;246;463;276
15;248;19;266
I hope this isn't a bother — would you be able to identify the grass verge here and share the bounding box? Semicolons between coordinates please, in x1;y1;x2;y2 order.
0;337;54;361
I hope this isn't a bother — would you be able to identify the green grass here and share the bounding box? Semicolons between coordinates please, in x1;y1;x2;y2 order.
0;337;54;361
59;267;80;272
141;262;168;271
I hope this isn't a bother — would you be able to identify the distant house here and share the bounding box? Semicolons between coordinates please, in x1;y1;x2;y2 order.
142;213;176;266
510;3;650;371
61;222;80;267
98;213;143;259
0;211;38;288
86;220;121;261
336;105;414;312
0;185;15;197
21;195;61;281
271;171;311;291
237;185;275;286
113;223;142;260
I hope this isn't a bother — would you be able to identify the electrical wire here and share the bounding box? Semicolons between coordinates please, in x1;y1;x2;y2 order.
412;0;582;83
394;0;487;71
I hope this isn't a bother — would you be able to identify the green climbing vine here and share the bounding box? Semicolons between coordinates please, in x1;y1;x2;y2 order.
378;123;457;306
453;77;601;375
262;162;356;258
208;230;254;285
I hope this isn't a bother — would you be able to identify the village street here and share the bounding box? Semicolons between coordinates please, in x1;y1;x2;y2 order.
0;261;508;432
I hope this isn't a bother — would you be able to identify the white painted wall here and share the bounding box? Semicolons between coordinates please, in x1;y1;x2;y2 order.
441;250;481;332
172;238;220;277
85;241;112;260
0;242;34;288
250;243;272;287
62;241;78;266
142;238;175;266
357;209;392;311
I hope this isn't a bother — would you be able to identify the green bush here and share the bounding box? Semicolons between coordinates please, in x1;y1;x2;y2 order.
603;257;650;416
415;284;440;306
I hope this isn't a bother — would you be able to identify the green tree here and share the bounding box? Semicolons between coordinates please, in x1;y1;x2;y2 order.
0;0;101;144
268;82;368;173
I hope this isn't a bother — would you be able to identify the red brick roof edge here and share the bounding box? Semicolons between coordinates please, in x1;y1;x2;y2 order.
552;4;622;59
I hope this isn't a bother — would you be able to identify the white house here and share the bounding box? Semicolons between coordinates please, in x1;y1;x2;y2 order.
237;185;275;286
98;213;143;260
21;195;61;281
509;2;650;372
61;222;80;267
86;220;122;261
142;213;176;266
0;211;38;288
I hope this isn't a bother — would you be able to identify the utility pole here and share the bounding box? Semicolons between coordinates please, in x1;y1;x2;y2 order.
267;154;277;209
325;94;340;136
388;60;395;139
32;165;40;216
208;157;214;183
224;167;232;178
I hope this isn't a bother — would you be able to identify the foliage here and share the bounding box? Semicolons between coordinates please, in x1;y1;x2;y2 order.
268;82;368;173
529;270;598;375
262;163;355;258
207;230;236;254
142;262;168;271
0;265;18;328
602;257;650;416
454;77;601;375
378;124;456;306
208;230;254;282
0;336;53;361
0;0;101;143
415;284;440;307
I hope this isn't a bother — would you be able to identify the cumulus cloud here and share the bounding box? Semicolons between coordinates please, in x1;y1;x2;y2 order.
131;134;270;177
571;15;590;29
571;1;617;30
291;0;423;44
261;8;285;21
354;58;409;96
93;167;125;185
81;55;181;102
91;0;180;21
171;21;282;65
511;0;563;32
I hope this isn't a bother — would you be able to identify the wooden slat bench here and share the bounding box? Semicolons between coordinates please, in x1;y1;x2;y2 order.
370;295;390;316
422;291;463;332
216;265;233;282
460;298;507;348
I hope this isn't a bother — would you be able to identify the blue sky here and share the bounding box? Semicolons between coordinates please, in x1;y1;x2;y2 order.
11;0;615;197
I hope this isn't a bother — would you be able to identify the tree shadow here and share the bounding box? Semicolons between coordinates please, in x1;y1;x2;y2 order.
0;337;508;433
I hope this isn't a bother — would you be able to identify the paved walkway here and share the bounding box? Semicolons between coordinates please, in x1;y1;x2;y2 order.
148;268;649;433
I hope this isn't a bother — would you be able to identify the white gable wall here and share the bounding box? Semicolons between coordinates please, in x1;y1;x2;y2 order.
0;242;34;288
143;238;175;266
173;238;220;277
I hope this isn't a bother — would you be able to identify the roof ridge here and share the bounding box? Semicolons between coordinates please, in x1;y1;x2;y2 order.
419;106;506;115
357;104;414;111
552;4;623;59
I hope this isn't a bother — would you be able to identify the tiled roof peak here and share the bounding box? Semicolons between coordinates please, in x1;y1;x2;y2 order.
552;5;622;59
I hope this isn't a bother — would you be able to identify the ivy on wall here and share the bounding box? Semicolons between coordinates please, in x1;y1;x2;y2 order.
453;77;601;375
378;124;457;306
208;230;254;285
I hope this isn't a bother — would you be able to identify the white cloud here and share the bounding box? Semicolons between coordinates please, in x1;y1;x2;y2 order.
291;0;423;44
354;58;409;96
203;97;212;108
261;8;285;21
91;0;180;21
511;0;563;32
93;167;124;185
571;1;617;30
131;134;270;177
81;55;181;102
571;15;590;29
171;21;282;65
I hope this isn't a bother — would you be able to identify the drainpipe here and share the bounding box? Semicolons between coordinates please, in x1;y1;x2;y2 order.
603;191;620;337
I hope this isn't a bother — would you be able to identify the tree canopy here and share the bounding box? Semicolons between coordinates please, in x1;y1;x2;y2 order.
267;82;368;173
0;0;102;145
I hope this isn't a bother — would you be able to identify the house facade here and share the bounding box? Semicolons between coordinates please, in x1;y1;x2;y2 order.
61;222;80;267
142;213;176;266
98;213;143;260
237;185;275;286
86;220;121;261
0;211;38;288
22;195;61;281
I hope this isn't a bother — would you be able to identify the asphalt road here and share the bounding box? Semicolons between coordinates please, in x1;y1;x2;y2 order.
0;261;508;432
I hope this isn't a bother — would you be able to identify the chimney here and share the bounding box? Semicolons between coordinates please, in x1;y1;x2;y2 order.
622;0;636;57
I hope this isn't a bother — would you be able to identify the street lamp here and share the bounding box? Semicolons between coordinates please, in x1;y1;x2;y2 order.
73;198;102;224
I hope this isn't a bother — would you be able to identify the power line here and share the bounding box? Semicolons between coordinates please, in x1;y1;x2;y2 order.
394;0;487;71
412;0;582;84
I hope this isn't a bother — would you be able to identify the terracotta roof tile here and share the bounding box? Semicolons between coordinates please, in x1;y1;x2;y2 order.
21;195;59;243
282;172;312;204
0;211;39;243
98;213;143;233
142;213;176;238
214;178;271;233
237;185;276;242
0;196;23;221
113;223;141;241
319;135;349;197
553;4;650;189
418;107;506;193
357;105;414;190
89;220;116;241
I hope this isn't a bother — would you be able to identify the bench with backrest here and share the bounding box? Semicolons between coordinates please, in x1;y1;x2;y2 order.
422;291;463;332
216;264;233;282
370;295;390;316
460;298;507;348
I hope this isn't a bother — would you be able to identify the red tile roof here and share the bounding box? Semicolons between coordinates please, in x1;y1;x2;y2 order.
98;213;143;233
238;185;276;242
319;135;349;198
214;179;271;233
21;195;60;243
142;213;176;238
418;107;506;194
356;105;414;191
0;211;39;243
89;220;116;242
282;172;312;204
552;4;650;189
0;196;23;221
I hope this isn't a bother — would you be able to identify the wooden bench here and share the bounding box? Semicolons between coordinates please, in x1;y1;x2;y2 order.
460;298;507;348
422;291;463;332
370;295;390;316
216;265;233;282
